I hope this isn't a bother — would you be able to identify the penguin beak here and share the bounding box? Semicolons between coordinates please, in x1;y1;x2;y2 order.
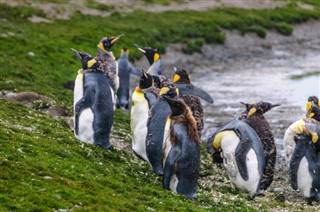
132;43;146;53
110;34;124;44
271;104;281;108
70;48;82;60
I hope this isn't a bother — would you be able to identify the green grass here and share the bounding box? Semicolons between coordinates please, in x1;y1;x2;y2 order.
1;1;320;210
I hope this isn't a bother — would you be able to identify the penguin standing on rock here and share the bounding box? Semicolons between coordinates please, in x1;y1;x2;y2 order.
96;34;124;106
131;70;154;161
173;68;205;137
162;94;200;199
240;101;280;190
207;119;265;195
132;43;164;76
71;49;114;149
289;124;320;202
116;47;140;109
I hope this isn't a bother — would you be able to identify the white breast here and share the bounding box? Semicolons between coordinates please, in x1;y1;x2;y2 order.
75;108;94;144
297;156;312;198
220;132;261;194
131;91;149;162
74;70;84;110
283;119;305;166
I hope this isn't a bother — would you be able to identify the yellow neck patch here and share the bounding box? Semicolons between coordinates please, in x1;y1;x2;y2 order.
306;102;312;111
160;87;170;95
173;74;180;83
154;53;160;62
98;43;107;53
318;101;320;107
213;130;236;150
309;130;319;143
309;112;315;118
87;59;97;68
248;108;257;116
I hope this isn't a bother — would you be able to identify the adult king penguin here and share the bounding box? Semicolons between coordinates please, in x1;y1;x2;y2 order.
162;94;200;199
289;124;320;202
240;101;280;190
207;119;265;195
116;47;140;109
131;70;154;161
132;43;164;76
96;34;124;107
71;48;114;149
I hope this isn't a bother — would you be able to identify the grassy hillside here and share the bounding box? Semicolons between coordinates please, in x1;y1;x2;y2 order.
1;1;320;210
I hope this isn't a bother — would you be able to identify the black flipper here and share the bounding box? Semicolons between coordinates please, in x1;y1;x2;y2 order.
163;143;182;189
289;135;308;190
175;83;213;104
234;128;252;181
146;99;171;176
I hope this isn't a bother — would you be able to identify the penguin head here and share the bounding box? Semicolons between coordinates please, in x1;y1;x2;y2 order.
71;48;98;70
173;68;191;84
306;96;320;114
132;43;160;65
98;34;124;52
152;75;168;89
120;47;129;54
241;101;280;117
162;94;200;144
139;70;153;90
306;101;320;121
159;83;179;99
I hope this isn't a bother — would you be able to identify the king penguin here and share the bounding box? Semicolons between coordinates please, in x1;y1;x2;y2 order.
144;83;177;176
161;94;200;199
132;43;164;76
116;47;140;109
207;119;265;195
240;101;280;190
131;70;154;161
96;34;124;107
289;124;320;202
71;48;114;149
283;96;320;166
173;68;205;137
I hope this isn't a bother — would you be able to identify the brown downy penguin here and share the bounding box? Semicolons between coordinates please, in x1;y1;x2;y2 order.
240;101;280;190
162;94;200;199
173;68;204;137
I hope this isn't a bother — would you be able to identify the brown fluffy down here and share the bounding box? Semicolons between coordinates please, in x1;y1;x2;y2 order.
170;99;200;145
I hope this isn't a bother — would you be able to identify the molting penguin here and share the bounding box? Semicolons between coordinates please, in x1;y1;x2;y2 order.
96;34;124;106
289;125;320;202
283;96;320;166
173;68;204;137
132;43;164;76
207;119;265;195
161;94;200;199
131;70;154;161
240;101;280;190
71;48;114;149
116;47;140;109
144;82;213;176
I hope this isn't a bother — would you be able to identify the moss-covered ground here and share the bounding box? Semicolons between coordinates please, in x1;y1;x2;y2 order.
1;1;320;210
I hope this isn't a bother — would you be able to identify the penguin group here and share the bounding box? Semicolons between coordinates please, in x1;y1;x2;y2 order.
130;43;214;198
70;35;320;202
207;101;279;195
